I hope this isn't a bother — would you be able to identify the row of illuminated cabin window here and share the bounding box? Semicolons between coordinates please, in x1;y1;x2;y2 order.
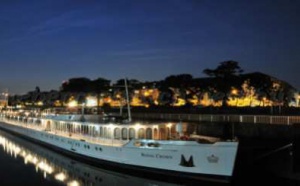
4;115;171;140
49;121;168;140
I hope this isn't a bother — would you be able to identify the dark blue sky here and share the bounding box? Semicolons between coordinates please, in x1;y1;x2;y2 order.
0;0;299;94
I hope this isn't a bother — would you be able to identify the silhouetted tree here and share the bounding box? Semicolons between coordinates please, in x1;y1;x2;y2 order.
91;78;111;114
35;86;40;93
164;74;193;88
280;83;297;107
60;77;92;92
203;61;243;106
157;88;174;106
203;61;243;78
162;74;193;105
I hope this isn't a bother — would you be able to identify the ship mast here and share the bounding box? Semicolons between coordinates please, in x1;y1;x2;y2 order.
124;78;132;122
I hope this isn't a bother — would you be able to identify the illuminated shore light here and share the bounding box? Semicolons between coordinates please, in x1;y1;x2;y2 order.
86;97;97;107
11;79;295;108
68;100;78;108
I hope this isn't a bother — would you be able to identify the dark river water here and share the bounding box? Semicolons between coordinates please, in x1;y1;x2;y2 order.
0;129;299;186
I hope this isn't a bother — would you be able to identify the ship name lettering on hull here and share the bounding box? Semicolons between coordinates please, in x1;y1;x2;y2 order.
141;153;173;159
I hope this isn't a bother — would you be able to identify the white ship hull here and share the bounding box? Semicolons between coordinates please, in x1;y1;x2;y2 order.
0;115;238;183
0;130;181;186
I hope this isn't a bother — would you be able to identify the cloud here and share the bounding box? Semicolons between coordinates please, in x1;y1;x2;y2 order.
1;10;115;45
27;10;101;36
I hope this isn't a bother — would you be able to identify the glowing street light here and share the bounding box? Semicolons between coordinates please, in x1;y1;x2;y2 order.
86;97;97;107
68;100;78;108
231;89;238;95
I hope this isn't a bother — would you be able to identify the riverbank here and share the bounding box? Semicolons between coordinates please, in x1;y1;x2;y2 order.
113;106;300;116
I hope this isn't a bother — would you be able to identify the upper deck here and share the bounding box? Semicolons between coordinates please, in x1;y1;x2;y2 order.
0;111;227;148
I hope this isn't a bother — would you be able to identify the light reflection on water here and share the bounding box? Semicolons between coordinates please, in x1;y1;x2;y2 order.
0;130;183;186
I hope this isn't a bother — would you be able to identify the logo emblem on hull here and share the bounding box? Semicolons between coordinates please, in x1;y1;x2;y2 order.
207;154;219;163
179;155;195;167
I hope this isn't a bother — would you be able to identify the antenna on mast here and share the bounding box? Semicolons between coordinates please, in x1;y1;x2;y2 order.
124;78;132;122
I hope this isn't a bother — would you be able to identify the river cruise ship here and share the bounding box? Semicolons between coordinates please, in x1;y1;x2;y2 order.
0;110;238;183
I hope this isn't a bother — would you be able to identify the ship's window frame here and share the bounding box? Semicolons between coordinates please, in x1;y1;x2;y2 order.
129;128;135;139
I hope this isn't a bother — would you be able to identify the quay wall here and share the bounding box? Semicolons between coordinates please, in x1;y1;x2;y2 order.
130;112;296;140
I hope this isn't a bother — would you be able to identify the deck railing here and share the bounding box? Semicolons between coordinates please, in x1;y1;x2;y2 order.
132;113;300;125
0;114;128;147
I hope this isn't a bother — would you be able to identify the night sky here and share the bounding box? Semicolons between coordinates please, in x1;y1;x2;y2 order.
0;0;299;94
